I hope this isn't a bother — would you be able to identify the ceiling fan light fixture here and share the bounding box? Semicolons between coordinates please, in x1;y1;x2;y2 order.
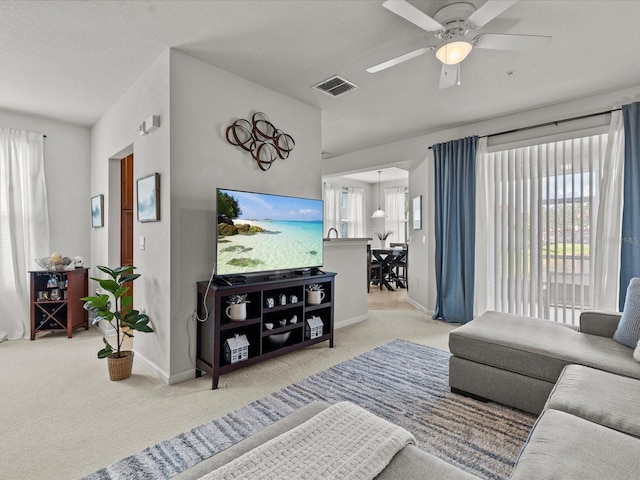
435;39;473;65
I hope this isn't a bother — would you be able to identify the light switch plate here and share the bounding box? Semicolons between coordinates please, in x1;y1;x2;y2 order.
139;236;145;250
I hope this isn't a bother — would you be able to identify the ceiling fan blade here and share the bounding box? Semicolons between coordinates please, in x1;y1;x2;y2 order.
439;63;460;89
382;0;444;32
467;0;519;28
474;33;552;51
367;47;433;73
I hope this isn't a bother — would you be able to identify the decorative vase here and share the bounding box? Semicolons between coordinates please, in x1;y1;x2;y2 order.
307;290;325;305
225;302;247;321
107;350;134;381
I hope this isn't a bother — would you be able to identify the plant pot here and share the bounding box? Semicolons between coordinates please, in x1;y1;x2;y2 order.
107;351;134;381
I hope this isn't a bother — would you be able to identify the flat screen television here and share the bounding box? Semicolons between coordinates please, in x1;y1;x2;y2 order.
216;188;324;277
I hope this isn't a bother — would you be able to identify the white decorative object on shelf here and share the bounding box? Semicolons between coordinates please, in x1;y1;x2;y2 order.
224;334;249;364
306;315;324;339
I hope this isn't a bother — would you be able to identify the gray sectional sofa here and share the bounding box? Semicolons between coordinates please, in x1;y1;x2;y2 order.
509;364;640;480
173;309;640;479
449;310;639;414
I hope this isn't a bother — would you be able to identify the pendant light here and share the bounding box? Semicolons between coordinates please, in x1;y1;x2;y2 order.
371;170;385;218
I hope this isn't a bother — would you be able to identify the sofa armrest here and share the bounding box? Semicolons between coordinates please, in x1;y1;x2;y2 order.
578;311;622;337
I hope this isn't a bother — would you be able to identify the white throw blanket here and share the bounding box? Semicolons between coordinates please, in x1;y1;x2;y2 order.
200;402;415;480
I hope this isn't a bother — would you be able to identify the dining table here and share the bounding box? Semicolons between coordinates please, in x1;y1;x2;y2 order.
371;248;407;291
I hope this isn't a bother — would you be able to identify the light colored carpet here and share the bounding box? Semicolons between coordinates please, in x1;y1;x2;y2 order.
0;308;455;479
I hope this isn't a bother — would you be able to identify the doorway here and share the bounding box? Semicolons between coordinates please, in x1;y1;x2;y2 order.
120;154;134;308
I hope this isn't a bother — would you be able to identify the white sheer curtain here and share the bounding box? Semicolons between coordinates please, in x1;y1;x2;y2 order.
0;128;50;340
346;186;366;237
592;111;625;310
322;182;341;234
384;186;406;244
475;130;608;325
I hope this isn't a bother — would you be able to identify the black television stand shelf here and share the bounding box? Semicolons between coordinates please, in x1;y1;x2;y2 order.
195;271;336;389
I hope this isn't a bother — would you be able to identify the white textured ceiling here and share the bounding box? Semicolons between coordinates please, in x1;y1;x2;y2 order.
3;1;640;157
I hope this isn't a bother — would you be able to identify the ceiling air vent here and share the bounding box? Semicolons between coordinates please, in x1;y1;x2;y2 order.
313;76;358;97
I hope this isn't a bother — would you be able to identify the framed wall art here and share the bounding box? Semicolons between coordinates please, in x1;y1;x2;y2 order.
412;195;422;230
91;194;104;228
137;173;160;222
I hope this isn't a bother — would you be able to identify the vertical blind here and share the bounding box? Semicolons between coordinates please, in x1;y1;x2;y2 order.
479;133;608;325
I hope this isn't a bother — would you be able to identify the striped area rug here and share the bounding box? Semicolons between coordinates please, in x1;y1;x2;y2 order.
84;340;535;480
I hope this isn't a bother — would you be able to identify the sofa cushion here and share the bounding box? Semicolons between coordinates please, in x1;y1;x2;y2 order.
510;409;640;480
545;364;640;438
614;277;640;348
449;311;639;383
635;340;640;362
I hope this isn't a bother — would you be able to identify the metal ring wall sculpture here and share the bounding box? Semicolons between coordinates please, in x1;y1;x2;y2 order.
226;112;295;171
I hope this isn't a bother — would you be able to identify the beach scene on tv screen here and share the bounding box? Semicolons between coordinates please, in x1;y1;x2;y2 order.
217;189;323;275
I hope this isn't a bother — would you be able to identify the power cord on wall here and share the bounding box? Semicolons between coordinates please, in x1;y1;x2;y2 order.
187;262;216;368
195;262;216;323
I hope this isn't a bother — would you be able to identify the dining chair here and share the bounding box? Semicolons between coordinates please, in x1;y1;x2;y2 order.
389;247;408;289
367;244;382;292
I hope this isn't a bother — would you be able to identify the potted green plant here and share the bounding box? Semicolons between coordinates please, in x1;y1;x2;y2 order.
81;265;153;381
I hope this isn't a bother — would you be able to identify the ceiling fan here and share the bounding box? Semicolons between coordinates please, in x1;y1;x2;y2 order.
367;0;551;88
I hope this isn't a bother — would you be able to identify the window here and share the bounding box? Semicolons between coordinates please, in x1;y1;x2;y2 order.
323;183;365;238
384;186;409;244
479;133;608;325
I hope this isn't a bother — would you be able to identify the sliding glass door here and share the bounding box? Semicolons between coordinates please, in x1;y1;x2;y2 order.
478;133;608;325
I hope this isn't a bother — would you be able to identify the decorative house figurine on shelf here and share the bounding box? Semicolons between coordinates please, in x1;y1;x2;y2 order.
305;315;324;340
224;333;250;364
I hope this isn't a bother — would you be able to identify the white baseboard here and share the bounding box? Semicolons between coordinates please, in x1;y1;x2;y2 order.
407;298;435;317
168;369;197;385
335;314;368;329
133;350;171;384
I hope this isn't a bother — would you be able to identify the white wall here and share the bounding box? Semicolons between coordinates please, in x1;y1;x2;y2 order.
168;50;322;383
0;109;91;265
90;51;171;377
323;241;368;327
324;84;640;316
88;48;321;385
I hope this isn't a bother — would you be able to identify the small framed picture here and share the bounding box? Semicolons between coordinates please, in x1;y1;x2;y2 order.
137;173;160;222
91;194;104;228
412;195;422;230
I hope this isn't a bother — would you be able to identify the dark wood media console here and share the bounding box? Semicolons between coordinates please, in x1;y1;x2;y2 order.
195;272;336;389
